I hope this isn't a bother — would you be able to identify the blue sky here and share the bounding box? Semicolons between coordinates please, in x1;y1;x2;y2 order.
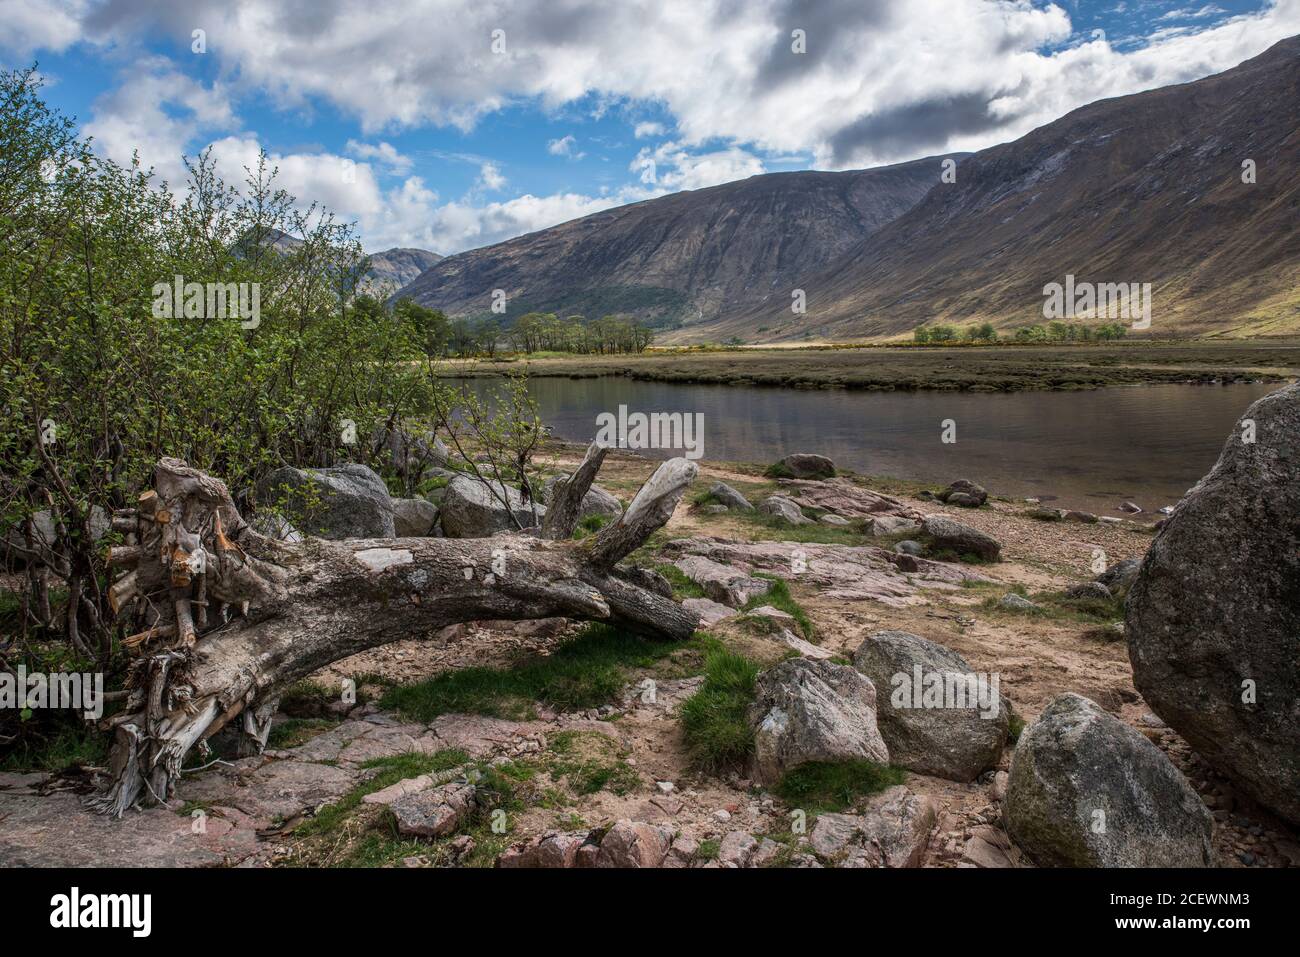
4;0;1295;254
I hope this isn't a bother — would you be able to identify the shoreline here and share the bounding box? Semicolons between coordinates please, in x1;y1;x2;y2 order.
438;341;1300;393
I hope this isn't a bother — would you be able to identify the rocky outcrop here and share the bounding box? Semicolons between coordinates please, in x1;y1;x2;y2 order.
853;630;1007;782
1003;694;1213;867
1126;382;1300;825
673;555;773;608
260;463;395;539
777;479;922;521
748;658;888;785
389;782;477;838
920;515;1001;561
438;476;544;537
808;786;936;867
938;479;988;507
867;515;922;537
770;453;835;479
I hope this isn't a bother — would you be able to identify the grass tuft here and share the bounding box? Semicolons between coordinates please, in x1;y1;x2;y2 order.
773;760;906;813
679;642;759;773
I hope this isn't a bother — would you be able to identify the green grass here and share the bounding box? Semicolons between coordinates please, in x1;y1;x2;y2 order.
1007;713;1026;743
982;587;1124;625
0;719;109;772
679;643;760;773
733;510;866;546
696;838;721;860
652;563;706;600
546;730;640;796
745;575;814;641
381;623;699;722
573;513;610;539
773;760;906;813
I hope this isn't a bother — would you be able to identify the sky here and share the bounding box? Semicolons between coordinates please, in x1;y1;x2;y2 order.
3;0;1297;255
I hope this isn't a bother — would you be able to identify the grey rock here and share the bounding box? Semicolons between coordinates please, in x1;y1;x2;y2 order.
390;782;477;838
248;511;303;544
819;513;851;526
748;658;889;785
1119;501;1143;513
439;475;544;537
852;630;1007;782
920;515;1001;561
808;786;936;867
1029;507;1064;521
1003;694;1213;867
260;463;395;539
1095;558;1140;601
540;473;623;521
392;497;439;537
681;597;737;627
1063;510;1099;524
595;820;673;867
1066;581;1112;601
758;495;812;525
869;515;923;537
372;427;450;484
998;593;1040;613
895;539;924;556
771;453;835;479
701;504;730;515
939;480;988;506
497;831;588;868
718;831;759;867
674;555;773;608
709;482;753;511
4;506;112;557
1126;383;1300;825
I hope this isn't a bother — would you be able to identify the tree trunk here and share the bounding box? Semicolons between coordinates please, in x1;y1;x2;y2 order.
90;453;699;816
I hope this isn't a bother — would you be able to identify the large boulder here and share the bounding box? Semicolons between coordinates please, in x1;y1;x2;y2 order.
392;497;439;537
540;473;623;521
757;495;812;525
920;515;1001;561
852;630;1007;782
1003;694;1213;867
1095;557;1140;601
260;464;395;539
4;507;110;558
770;453;836;480
439;476;544;537
708;482;753;511
1126;383;1300;824
747;658;889;785
372;427;450;483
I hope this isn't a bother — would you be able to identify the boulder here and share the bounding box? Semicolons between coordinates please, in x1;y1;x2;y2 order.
438;475;544;537
248;512;303;544
894;540;924;556
701;504;729;515
260;463;395;539
708;482;753;511
939;480;988;506
868;515;923;537
770;453;836;480
372;427;451;484
1126;383;1300;824
998;593;1039;613
819;513;850;526
681;597;737;627
1028;507;1064;521
1003;694;1213;867
920;515;1001;561
1063;510;1099;524
4;507;112;558
758;495;812;525
541;473;623;521
497;831;588;868
1095;558;1140;601
595;821;673;868
1065;581;1112;601
673;556;773;608
389;782;477;838
808;786;936;867
747;658;888;785
392;497;439;537
852;630;1007;782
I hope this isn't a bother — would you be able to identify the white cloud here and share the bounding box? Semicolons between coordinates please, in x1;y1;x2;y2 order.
477;160;507;191
0;0;87;54
546;134;584;158
633;121;666;138
631;141;766;191
345;139;413;174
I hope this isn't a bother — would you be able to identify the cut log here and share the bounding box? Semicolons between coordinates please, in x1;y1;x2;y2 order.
88;452;700;816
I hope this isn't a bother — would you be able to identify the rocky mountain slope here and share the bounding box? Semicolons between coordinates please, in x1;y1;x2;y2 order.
707;35;1300;342
395;157;957;328
362;247;443;294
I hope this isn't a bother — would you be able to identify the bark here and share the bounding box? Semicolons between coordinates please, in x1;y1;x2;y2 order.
90;453;699;816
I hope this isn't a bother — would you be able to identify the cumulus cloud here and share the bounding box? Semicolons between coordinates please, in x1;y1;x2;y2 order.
633;121;666;138
546;134;583;158
345;139;413;174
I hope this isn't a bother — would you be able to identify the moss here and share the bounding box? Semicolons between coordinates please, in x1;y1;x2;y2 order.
774;760;906;813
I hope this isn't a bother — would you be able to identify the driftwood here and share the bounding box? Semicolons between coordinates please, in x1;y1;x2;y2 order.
90;450;698;816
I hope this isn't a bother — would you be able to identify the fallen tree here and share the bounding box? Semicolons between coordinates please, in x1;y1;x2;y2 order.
90;445;698;816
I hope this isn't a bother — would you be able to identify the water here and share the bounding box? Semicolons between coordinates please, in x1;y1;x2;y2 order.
457;377;1280;516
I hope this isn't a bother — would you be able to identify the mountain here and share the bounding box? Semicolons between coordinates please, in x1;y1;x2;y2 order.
394;156;959;328
362;247;443;294
707;35;1300;342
